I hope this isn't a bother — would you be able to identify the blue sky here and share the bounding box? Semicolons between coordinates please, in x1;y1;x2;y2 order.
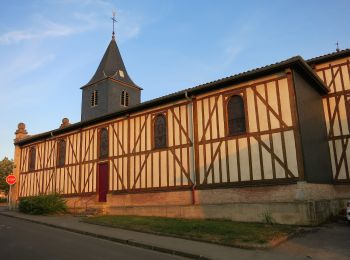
0;0;349;159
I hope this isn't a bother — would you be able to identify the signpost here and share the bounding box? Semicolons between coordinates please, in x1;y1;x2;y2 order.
6;174;16;210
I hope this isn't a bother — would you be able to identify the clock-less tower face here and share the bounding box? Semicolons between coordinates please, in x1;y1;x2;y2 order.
81;37;142;122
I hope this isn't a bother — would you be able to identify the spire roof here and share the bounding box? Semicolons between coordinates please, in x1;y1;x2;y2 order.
83;38;141;89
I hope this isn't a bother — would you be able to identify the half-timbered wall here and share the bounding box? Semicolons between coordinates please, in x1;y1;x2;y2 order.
18;101;193;197
315;57;350;182
195;74;299;187
18;72;301;197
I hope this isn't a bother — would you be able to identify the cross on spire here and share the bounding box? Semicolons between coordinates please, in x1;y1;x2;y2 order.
336;41;340;52
111;11;117;39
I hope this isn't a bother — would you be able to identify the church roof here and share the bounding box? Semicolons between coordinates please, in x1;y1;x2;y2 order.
15;55;330;146
307;48;350;65
82;38;141;89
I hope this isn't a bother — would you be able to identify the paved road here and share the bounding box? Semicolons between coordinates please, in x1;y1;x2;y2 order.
0;215;185;260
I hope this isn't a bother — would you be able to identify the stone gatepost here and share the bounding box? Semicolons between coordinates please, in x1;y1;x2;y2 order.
11;123;28;209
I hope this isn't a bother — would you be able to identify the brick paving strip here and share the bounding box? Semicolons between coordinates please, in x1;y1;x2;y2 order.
0;209;298;260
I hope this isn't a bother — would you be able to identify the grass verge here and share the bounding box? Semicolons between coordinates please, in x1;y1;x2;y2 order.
82;215;297;247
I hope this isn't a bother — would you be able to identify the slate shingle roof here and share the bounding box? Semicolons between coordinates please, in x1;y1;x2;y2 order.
82;38;141;89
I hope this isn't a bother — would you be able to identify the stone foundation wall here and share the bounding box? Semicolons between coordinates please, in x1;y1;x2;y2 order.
62;182;349;225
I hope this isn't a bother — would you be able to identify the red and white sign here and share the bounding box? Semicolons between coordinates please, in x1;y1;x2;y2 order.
6;175;16;185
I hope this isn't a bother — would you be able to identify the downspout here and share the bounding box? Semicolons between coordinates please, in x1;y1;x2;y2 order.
185;91;196;205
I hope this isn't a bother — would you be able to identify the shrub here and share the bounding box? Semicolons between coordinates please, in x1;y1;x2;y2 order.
19;193;67;215
0;197;7;203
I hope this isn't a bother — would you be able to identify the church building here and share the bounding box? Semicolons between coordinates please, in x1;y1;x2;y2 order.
11;28;350;225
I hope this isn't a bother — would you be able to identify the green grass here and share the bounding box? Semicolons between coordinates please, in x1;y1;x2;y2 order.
82;215;296;245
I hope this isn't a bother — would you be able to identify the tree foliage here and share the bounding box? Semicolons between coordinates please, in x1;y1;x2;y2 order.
0;157;14;195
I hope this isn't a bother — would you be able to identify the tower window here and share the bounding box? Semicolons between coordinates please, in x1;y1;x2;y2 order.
121;90;129;107
227;95;246;135
91;90;98;107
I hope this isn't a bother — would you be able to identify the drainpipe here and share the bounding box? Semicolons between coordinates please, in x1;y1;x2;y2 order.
185;91;196;205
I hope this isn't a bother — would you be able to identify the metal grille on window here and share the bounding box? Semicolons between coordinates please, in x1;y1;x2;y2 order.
227;95;246;135
28;147;36;171
57;140;66;167
91;90;98;107
154;114;167;149
99;128;108;159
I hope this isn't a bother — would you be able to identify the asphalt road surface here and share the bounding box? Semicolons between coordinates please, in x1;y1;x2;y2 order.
0;214;186;260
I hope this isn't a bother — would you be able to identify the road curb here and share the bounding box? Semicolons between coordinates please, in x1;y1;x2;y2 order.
0;212;210;260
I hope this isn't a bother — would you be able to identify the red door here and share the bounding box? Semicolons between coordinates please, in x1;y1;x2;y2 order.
98;163;109;202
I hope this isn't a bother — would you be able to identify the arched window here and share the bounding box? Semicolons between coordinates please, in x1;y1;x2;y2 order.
28;147;36;171
227;95;246;135
91;90;98;107
121;90;129;107
99;128;109;159
57;139;66;167
154;114;167;149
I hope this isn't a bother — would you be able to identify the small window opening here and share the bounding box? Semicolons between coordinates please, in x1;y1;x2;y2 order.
121;90;129;107
91;90;98;107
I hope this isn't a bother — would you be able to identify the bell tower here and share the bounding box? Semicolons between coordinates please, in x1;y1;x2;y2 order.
81;12;142;121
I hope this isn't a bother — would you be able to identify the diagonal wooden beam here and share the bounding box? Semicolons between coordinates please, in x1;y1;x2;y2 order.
67;136;79;163
112;124;126;155
34;172;42;194
170;148;194;185
253;135;295;178
66;167;78;193
202;142;222;184
45;170;55;193
112;161;127;190
37;147;43;170
334;138;349;180
82;165;95;193
45;142;56;168
327;95;342;138
200;96;220;142
252;86;289;128
21;149;29;172
131;153;150;189
131;115;149;153
82;129;96;162
170;108;192;144
327;66;340;89
20;174;27;196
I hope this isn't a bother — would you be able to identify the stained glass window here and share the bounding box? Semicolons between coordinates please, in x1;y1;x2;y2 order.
99;128;109;159
28;147;36;171
154;114;167;149
57;140;66;167
227;95;246;135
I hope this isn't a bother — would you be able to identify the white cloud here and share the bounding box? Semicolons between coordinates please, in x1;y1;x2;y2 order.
0;14;99;45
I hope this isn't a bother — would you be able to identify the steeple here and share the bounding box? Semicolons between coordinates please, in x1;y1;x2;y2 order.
80;15;142;122
84;38;140;89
